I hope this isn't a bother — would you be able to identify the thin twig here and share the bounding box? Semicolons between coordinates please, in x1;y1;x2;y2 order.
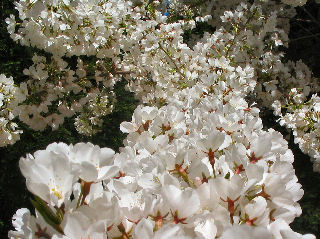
187;0;210;9
291;32;320;42
292;18;313;23
303;7;320;27
296;22;320;41
158;42;185;79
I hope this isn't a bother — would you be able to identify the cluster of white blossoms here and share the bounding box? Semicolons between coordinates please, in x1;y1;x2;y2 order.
5;0;320;238
121;2;274;105
117;0;320;171
257;59;320;172
6;0;138;58
251;44;320;173
0;74;26;146
9;73;316;238
5;0;150;137
15;54;117;135
275;94;320;172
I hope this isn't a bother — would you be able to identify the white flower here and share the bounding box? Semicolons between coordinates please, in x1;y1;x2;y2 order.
19;143;75;207
8;209;33;239
162;184;200;219
120;106;158;134
220;224;273;239
193;212;217;239
53;206;107;239
9;208;57;238
70;142;118;182
133;218;154;239
269;219;316;239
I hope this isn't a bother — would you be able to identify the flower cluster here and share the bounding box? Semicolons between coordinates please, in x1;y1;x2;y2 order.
5;0;150;138
254;59;320;172
6;0;137;58
5;0;320;237
155;1;320;172
275;94;320;172
16;55;117;135
0;74;26;146
9;83;315;238
122;3;270;105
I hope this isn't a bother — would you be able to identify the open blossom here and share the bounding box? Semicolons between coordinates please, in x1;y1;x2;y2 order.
19;142;118;208
52;207;108;239
120;105;158;134
19;143;75;207
269;219;316;239
8;208;34;239
69;142;118;182
220;224;274;239
8;208;57;239
162;184;200;218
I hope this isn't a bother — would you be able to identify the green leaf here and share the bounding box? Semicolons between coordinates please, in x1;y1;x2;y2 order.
30;195;63;234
